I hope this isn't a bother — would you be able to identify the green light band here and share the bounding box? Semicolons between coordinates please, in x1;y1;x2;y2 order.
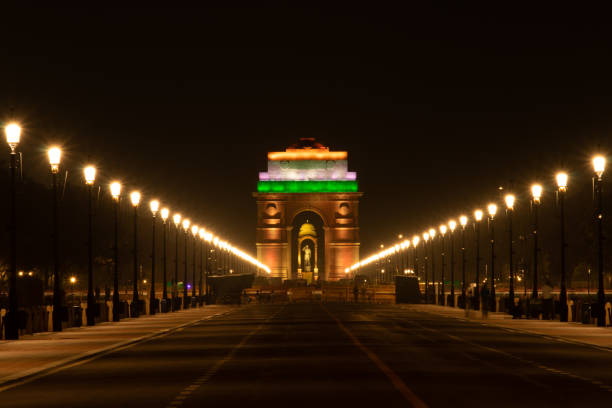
257;180;358;193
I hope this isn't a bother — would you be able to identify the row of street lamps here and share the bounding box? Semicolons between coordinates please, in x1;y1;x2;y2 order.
4;122;270;340
348;155;607;326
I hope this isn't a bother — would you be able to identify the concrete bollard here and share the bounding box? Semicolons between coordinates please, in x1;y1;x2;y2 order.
567;299;574;322
606;302;611;326
106;300;113;322
46;305;53;331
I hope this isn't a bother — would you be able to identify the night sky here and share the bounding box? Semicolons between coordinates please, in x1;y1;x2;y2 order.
2;4;612;257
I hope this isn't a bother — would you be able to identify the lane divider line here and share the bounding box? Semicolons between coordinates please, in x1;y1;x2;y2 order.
321;305;428;408
165;306;285;408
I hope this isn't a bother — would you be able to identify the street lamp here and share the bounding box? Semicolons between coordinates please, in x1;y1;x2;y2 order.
49;147;63;332
531;184;542;300
160;208;169;311
448;220;457;307
84;166;96;326
423;232;430;303
487;203;497;312
172;213;181;311
149;199;159;315
198;228;206;304
110;181;122;321
412;235;420;282
439;224;447;305
428;228;436;304
556;172;569;322
504;194;516;315
474;209;483;310
130;191;141;318
459;215;468;308
182;218;191;308
4;123;21;340
593;155;606;326
191;224;198;303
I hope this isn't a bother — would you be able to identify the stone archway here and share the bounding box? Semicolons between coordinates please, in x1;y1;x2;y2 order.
292;211;325;282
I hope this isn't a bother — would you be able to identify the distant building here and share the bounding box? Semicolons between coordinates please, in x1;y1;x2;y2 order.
253;138;362;282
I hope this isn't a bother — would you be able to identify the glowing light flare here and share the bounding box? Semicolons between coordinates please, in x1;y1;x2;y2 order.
412;235;420;247
439;225;447;235
48;147;61;173
474;210;483;222
428;228;436;239
5;123;21;149
423;232;430;242
84;166;96;185
531;184;543;203
191;225;199;236
182;219;191;231
150;200;160;215
460;215;468;227
161;208;169;221
449;220;457;232
173;213;181;226
487;203;497;218
130;191;141;207
504;194;515;210
556;172;568;191
593;155;606;179
110;182;121;200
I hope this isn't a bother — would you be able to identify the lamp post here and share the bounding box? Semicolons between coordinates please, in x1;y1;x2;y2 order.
5;123;21;340
531;184;542;300
428;228;437;304
110;182;122;322
412;236;420;283
149;200;159;315
448;220;457;307
161;208;169;312
172;213;181;311
439;224;447;305
49;147;63;332
84;166;96;326
191;225;198;303
198;228;205;305
593;156;606;327
556;173;568;322
504;194;516;314
460;215;468;308
130;191;141;318
487;203;497;312
423;232;430;303
397;234;404;276
182;219;191;309
474;209;483;310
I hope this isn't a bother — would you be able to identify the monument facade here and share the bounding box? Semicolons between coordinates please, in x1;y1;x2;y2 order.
253;138;362;282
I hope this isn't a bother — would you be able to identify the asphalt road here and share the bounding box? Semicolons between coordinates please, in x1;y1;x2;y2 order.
1;303;611;408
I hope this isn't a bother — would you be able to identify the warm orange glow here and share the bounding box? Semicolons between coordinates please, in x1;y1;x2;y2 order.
268;150;347;161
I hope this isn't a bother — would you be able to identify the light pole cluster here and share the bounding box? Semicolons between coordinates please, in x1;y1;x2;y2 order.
348;155;608;324
3;122;271;340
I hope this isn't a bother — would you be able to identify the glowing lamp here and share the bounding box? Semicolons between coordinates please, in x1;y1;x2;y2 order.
531;184;542;203
412;235;420;246
84;166;96;185
199;228;205;239
150;200;160;215
439;225;447;236
487;203;497;218
428;228;436;239
48;147;61;173
191;225;198;236
459;215;468;227
504;194;515;210
5;123;21;151
161;208;169;221
474;210;483;222
449;220;457;232
70;276;77;284
555;172;568;192
110;182;121;200
130;191;141;207
593;155;606;179
173;213;181;226
182;219;190;231
423;232;430;242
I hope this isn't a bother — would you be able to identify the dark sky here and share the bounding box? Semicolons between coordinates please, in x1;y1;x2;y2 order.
2;4;612;257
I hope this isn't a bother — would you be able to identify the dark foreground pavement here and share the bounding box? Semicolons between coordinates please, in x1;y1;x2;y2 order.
0;303;611;408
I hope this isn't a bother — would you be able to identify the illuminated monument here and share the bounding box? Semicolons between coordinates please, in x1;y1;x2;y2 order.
254;138;362;282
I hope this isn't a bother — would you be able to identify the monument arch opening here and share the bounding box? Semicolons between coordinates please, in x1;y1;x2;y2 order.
292;211;325;283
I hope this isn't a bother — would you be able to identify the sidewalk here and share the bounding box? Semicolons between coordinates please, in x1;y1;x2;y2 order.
0;305;235;389
407;304;612;350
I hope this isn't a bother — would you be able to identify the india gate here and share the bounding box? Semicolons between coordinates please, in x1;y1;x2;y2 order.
254;138;362;282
